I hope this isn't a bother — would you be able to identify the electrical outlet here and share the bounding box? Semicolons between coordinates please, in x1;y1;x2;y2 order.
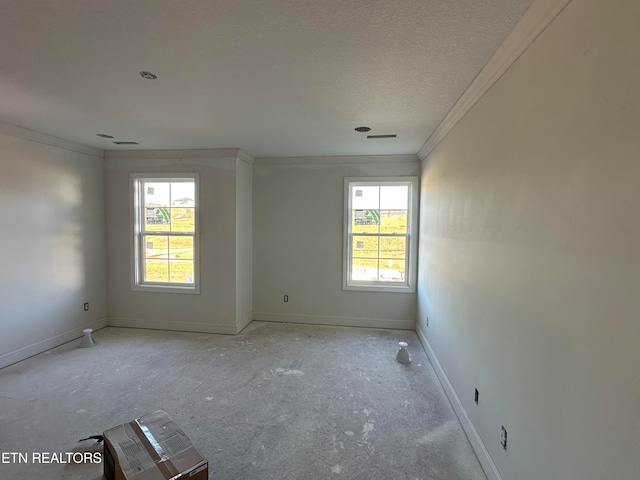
83;302;89;311
283;295;289;303
475;388;479;404
500;426;507;449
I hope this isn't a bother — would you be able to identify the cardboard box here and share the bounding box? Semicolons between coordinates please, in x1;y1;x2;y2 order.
103;410;208;480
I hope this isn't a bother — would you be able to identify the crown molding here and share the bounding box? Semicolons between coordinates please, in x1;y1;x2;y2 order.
417;0;572;161
255;154;419;166
104;148;246;160
0;121;104;158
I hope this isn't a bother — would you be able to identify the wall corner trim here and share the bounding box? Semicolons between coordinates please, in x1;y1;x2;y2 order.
416;324;503;480
0;121;105;159
236;150;255;165
236;312;253;333
417;0;572;161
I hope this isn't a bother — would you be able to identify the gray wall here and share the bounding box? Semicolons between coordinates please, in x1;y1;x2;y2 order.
253;156;420;329
105;151;246;334
417;0;640;479
0;131;107;368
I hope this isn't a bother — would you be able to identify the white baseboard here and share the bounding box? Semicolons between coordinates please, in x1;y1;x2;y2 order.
253;312;415;330
0;317;108;369
236;312;253;333
107;317;237;335
416;324;502;480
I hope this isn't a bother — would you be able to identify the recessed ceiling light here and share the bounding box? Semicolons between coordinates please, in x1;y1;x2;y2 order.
367;134;397;139
139;71;158;80
96;134;114;138
113;141;139;145
355;126;371;132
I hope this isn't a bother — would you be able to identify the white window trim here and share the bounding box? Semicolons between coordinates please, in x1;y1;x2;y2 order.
130;173;200;294
343;176;418;293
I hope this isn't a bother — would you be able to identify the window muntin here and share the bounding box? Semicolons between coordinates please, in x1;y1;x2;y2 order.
132;175;199;293
344;177;417;292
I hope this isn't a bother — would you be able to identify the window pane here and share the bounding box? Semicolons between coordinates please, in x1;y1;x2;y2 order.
170;182;195;232
170;207;195;232
144;235;169;259
352;186;379;210
352;236;378;259
144;182;170;207
144;206;171;232
145;259;169;282
352;209;380;234
170;182;195;207
380;209;408;234
141;182;171;232
378;258;406;282
169;236;193;260
380;236;407;259
143;181;196;233
169;260;194;284
352;258;378;281
380;185;408;210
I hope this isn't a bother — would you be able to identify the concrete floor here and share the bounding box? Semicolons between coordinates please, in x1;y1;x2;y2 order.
0;322;486;480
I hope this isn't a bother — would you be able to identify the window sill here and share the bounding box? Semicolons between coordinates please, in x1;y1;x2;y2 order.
343;284;415;294
132;284;200;295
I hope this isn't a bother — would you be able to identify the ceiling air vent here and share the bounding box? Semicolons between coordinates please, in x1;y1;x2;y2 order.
113;141;139;145
367;134;397;139
96;134;114;138
355;126;371;132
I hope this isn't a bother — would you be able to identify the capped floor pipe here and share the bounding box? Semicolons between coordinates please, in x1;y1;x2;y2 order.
80;328;97;348
395;341;411;364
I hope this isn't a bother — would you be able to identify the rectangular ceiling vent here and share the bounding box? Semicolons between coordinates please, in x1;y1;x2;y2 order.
367;134;397;139
113;141;139;145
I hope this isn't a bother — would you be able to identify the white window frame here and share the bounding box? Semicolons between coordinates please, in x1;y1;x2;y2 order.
130;173;200;294
343;176;418;293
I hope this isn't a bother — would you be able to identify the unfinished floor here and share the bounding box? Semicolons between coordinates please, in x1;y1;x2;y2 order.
0;322;486;480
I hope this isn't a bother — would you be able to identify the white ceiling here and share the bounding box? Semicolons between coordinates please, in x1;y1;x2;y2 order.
0;0;534;158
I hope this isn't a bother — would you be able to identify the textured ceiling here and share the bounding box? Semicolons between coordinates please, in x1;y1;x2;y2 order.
0;0;534;157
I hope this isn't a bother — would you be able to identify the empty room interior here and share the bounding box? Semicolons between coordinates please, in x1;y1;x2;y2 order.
1;1;638;479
